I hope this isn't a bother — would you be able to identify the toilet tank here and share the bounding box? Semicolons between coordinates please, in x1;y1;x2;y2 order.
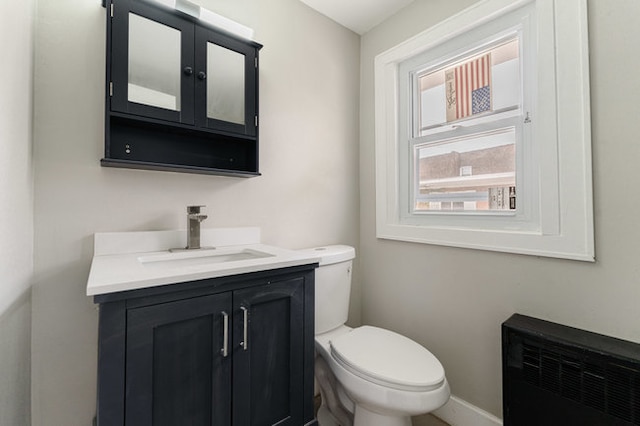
298;245;355;334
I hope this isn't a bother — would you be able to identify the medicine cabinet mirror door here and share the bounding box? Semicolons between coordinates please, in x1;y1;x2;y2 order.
110;0;195;125
195;27;258;137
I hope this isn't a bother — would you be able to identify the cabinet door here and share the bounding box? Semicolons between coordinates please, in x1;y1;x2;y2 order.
110;0;195;124
232;278;305;425
195;26;258;136
125;293;232;426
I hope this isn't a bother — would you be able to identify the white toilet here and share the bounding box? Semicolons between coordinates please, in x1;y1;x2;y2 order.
301;245;450;426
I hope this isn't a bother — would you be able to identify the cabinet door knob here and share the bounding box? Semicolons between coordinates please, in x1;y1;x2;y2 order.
183;66;193;76
197;71;207;80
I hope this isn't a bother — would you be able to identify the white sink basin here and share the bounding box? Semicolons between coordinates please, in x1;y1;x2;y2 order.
139;248;275;268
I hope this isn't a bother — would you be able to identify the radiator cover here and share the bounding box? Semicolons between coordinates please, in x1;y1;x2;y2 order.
503;314;640;425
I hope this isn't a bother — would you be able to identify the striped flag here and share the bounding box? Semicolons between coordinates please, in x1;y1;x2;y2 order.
445;53;492;122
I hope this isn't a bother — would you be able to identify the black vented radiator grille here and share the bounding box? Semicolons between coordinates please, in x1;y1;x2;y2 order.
503;314;640;426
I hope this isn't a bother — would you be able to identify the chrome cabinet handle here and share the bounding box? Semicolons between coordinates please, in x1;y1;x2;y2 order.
221;311;229;357
240;306;248;350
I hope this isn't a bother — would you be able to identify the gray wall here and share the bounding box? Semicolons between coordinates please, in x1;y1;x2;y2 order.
30;0;360;424
0;0;34;424
360;0;640;417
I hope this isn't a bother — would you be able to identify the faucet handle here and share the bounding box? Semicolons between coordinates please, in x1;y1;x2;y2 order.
189;214;208;222
187;205;206;214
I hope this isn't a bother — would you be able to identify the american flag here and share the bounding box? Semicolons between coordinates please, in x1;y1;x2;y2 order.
445;53;492;122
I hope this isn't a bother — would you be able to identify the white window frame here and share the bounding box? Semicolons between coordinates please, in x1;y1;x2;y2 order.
374;0;594;261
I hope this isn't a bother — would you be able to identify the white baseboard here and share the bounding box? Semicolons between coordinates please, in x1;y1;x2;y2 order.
433;395;503;426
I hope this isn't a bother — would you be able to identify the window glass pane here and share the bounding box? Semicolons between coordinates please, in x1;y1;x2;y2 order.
415;127;516;212
418;38;520;134
491;39;520;111
128;13;181;111
207;43;245;125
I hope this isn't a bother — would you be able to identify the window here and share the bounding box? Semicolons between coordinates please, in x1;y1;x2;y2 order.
410;36;521;213
374;0;594;261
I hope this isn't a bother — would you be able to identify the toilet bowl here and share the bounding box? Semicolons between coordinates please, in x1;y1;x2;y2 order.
316;325;450;426
300;245;450;426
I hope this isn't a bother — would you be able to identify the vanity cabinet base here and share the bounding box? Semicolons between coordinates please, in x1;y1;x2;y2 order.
94;265;317;426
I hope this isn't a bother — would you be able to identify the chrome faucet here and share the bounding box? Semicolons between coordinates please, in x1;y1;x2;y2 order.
186;205;208;249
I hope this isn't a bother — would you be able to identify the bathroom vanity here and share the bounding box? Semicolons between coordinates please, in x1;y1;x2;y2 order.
87;229;319;426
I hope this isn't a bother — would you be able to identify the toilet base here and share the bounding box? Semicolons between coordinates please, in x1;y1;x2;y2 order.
317;406;339;426
317;357;414;426
316;355;354;426
353;405;412;426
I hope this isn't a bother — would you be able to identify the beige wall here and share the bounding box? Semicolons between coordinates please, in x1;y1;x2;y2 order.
23;0;640;423
0;0;34;424
31;0;360;424
360;0;640;417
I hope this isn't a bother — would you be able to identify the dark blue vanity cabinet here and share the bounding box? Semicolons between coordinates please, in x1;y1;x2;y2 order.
94;265;318;426
102;0;262;176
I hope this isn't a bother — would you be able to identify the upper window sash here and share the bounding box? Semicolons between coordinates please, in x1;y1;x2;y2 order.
410;34;523;138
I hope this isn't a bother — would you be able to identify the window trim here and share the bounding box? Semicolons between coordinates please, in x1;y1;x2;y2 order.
374;0;594;261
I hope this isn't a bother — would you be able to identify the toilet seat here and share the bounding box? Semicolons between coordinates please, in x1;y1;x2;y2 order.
330;326;445;392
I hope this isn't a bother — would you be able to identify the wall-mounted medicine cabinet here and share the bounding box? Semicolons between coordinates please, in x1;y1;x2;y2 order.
102;0;262;176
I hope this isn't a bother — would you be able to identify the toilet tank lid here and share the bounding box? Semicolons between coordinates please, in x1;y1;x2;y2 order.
298;245;355;266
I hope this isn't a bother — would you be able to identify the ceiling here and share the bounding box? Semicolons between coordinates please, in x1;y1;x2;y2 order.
298;0;415;35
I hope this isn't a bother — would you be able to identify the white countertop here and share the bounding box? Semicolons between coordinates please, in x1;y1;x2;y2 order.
86;228;320;296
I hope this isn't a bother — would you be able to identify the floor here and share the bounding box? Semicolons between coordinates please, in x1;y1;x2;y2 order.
412;413;450;426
